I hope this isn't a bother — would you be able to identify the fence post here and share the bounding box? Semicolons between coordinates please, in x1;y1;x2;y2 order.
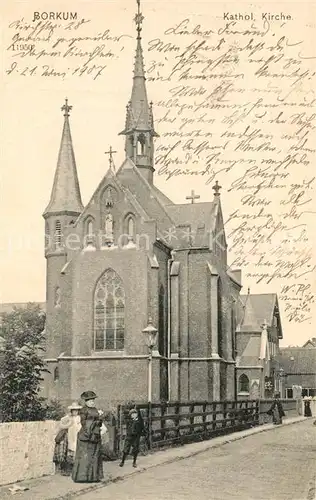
161;401;166;441
202;401;207;436
175;401;180;441
189;403;195;434
212;402;217;432
223;402;227;429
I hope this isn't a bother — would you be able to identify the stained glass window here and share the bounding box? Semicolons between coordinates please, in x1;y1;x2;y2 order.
94;269;125;350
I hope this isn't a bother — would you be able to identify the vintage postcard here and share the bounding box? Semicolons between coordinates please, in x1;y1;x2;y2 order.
0;0;315;498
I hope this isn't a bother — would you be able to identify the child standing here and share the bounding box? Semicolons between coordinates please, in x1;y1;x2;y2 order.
119;408;145;468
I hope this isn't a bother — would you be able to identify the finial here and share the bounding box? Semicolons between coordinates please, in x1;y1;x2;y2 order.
247;287;250;294
134;0;144;38
212;180;222;197
262;319;268;330
61;98;72;117
104;146;117;171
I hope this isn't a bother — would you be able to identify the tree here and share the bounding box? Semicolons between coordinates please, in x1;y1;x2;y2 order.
0;303;49;422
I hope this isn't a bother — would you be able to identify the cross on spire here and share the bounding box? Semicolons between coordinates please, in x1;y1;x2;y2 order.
104;146;117;171
61;98;72;117
134;0;144;37
212;180;222;196
186;189;200;204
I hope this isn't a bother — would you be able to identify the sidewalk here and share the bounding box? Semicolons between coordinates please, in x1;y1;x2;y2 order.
0;416;307;500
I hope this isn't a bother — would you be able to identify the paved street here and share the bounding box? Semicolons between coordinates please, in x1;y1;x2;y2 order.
80;421;315;500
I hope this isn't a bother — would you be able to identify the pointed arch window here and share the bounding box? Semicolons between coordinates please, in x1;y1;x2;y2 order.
136;134;146;155
239;374;250;393
87;220;94;237
94;269;125;351
55;220;62;249
125;214;136;242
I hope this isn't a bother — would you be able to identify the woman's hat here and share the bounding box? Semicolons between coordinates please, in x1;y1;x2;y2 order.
68;401;82;411
59;415;72;429
129;408;138;416
80;391;97;401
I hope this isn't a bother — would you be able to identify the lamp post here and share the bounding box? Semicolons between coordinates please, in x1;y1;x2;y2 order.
276;367;286;397
142;317;158;403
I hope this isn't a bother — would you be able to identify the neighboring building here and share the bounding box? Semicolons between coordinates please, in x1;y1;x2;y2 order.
279;342;316;398
235;292;283;399
42;3;244;407
302;338;316;348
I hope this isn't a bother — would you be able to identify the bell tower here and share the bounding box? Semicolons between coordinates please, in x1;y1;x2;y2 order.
119;0;158;184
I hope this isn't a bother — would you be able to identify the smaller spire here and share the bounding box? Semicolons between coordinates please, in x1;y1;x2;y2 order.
43;98;83;216
212;180;222;197
248;287;250;294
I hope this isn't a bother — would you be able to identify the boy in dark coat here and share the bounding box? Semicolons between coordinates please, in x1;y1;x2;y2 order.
119;408;145;468
267;393;285;425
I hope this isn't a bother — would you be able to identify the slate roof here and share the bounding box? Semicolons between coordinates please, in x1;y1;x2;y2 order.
43;110;83;216
238;294;278;332
279;348;316;374
166;202;215;229
237;335;262;367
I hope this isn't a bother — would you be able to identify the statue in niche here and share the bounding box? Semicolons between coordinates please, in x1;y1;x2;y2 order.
104;213;114;246
55;287;61;307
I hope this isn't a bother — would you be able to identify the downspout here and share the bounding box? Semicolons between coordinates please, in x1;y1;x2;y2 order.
167;251;175;401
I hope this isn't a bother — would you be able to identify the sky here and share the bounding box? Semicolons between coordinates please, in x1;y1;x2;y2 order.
0;0;315;347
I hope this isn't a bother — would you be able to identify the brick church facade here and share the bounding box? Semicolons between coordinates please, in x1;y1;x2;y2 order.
42;2;243;407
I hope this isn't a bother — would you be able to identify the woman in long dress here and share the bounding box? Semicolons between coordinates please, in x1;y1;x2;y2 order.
72;391;105;483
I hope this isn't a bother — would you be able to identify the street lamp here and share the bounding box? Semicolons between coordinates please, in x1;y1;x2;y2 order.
142;317;158;403
276;367;286;397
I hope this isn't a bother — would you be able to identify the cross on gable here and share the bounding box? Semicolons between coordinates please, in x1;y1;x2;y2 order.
186;189;200;204
104;146;117;171
61;98;72;117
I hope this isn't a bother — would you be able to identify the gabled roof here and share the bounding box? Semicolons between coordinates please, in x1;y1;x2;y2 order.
238;293;280;333
279;347;316;374
302;338;316;348
166;202;215;229
116;157;175;228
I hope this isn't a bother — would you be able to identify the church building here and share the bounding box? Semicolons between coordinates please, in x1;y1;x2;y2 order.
42;1;243;407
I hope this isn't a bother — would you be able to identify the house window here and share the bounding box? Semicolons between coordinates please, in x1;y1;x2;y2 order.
286;388;293;399
239;374;250;393
55;220;62;249
54;367;59;381
94;269;125;351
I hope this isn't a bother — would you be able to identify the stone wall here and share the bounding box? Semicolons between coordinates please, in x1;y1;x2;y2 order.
0;420;58;486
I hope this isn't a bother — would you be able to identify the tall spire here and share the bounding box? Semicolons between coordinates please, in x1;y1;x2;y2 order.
119;0;158;184
43;99;83;216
